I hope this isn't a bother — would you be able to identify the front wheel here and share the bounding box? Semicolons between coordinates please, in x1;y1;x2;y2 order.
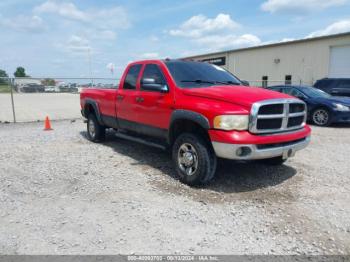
172;133;217;186
311;108;331;126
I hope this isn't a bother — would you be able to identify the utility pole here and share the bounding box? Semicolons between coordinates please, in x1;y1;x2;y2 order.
88;47;93;87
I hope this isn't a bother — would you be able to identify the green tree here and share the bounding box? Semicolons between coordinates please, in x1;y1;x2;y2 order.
14;67;27;77
0;69;8;84
41;78;56;86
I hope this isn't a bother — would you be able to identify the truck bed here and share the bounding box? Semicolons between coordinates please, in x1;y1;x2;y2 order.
80;88;118;117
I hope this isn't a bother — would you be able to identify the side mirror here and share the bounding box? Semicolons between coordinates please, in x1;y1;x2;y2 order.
141;78;168;93
241;80;250;86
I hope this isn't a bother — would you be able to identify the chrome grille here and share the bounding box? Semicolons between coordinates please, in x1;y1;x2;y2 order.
249;99;307;134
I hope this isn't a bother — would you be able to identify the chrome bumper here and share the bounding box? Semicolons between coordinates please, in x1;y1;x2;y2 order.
212;136;311;160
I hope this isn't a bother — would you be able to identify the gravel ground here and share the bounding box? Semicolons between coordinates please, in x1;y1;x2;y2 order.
0;120;349;255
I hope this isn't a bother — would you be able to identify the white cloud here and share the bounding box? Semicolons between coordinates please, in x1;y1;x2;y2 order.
307;19;350;37
66;35;91;53
169;13;260;51
195;34;261;50
34;1;88;21
0;15;46;33
169;13;239;38
140;53;160;59
98;30;117;40
34;1;130;29
261;0;347;14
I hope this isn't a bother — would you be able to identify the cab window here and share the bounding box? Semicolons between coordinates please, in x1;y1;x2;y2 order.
123;64;142;90
141;64;166;90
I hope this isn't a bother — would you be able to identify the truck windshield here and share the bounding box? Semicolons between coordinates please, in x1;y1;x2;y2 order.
165;60;242;88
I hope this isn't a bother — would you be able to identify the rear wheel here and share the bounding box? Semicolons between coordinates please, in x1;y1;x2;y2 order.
260;156;287;165
172;133;217;186
311;108;331;126
87;114;106;142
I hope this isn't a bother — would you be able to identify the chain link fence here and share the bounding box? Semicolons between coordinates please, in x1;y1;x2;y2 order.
0;77;118;123
0;77;314;123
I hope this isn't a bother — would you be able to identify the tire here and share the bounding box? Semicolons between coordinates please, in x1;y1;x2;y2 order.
172;133;217;186
86;114;106;142
311;107;331;127
260;156;287;166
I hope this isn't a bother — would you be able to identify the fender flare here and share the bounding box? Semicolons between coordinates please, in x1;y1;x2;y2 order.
84;99;104;125
168;110;210;143
170;110;210;130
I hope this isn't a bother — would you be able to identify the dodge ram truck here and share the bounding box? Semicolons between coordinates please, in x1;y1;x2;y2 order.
80;59;311;185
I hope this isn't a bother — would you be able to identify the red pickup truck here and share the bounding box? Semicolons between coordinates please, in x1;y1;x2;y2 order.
80;59;311;185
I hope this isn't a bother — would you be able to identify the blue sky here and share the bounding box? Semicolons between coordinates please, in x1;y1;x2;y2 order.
0;0;350;78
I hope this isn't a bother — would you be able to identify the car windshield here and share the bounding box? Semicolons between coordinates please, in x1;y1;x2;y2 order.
300;87;331;98
165;60;242;88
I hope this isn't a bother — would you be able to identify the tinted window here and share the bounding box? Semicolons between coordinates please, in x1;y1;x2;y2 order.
314;79;333;89
165;61;241;88
299;87;330;98
141;64;166;88
336;80;350;88
123;64;142;90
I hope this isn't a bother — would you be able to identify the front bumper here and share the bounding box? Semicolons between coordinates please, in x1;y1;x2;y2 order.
212;136;311;160
332;111;350;123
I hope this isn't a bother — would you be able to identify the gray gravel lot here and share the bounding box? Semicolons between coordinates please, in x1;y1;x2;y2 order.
0;120;349;255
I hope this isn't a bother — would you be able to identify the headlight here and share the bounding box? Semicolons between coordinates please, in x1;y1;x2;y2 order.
333;103;350;111
213;115;249;131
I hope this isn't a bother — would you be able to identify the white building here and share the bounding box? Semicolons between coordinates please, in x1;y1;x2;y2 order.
185;32;350;87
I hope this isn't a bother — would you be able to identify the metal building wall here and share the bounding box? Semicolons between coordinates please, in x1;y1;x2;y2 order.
187;33;350;86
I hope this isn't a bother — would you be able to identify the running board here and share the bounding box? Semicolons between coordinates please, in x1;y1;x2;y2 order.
114;132;167;151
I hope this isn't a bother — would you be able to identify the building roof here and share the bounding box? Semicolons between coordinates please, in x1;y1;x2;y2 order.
185;32;350;59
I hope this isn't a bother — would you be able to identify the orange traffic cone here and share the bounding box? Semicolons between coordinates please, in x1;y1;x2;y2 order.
44;116;53;131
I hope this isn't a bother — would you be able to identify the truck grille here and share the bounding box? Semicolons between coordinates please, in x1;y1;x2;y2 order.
249;99;306;134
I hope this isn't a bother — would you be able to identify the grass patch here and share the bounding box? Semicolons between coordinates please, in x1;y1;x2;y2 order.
0;84;12;93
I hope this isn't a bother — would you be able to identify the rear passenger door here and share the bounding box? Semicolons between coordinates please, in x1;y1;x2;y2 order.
116;64;142;131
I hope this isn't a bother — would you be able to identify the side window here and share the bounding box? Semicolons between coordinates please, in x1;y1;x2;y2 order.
285;75;292;85
336;80;350;89
262;76;268;88
142;65;166;85
123;64;142;90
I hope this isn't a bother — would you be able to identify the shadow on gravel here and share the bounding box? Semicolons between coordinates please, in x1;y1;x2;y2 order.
80;131;297;195
331;123;350;128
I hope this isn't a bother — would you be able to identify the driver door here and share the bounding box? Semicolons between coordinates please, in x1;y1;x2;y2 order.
136;63;173;138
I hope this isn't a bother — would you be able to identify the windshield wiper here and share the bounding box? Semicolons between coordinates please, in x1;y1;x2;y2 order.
214;80;239;85
181;80;216;85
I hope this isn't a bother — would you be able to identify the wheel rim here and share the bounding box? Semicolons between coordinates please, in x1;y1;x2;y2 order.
88;119;96;138
313;109;329;125
178;143;198;176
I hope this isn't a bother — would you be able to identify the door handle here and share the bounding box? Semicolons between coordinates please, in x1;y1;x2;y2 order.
136;97;144;103
117;95;124;101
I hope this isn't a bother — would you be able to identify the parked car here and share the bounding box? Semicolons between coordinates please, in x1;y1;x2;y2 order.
267;85;350;126
314;78;350;97
80;59;311;186
20;84;45;93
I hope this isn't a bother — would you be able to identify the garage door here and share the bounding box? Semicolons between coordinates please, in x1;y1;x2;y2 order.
329;45;350;78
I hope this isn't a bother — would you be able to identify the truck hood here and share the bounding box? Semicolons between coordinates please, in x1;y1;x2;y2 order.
181;85;293;107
